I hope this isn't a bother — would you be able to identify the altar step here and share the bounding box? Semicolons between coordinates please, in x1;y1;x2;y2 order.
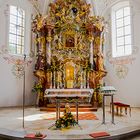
40;104;97;112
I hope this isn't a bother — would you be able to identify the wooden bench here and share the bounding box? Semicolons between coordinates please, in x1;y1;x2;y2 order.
110;102;131;116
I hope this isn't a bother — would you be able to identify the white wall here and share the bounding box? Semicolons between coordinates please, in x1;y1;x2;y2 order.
1;0;140;107
0;0;36;107
101;0;140;107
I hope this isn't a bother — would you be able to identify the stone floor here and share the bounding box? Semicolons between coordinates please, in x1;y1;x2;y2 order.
0;107;140;139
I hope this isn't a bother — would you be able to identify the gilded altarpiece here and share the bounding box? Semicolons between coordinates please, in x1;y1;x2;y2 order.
32;0;107;106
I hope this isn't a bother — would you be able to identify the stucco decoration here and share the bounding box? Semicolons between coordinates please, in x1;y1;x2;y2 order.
115;65;128;79
0;45;32;78
106;46;138;79
3;56;32;78
107;53;136;66
0;45;9;55
11;62;25;78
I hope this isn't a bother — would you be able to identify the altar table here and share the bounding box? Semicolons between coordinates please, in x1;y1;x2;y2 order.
45;89;94;123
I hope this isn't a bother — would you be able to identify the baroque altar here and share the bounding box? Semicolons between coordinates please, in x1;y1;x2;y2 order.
32;0;107;106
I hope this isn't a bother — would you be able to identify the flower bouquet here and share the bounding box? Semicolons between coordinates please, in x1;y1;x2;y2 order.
55;103;77;129
55;112;77;129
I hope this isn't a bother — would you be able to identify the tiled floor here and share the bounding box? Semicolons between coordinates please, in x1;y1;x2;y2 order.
0;107;140;139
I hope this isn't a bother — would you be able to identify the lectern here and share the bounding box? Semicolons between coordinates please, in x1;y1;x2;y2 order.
100;86;117;124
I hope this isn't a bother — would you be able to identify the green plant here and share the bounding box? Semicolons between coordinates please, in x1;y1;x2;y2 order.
55;112;77;128
94;84;103;103
94;84;102;92
32;82;43;93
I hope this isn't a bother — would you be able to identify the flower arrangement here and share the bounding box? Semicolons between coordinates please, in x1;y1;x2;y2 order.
55;103;77;128
94;84;103;105
32;82;44;106
94;84;102;92
55;112;77;128
32;82;43;93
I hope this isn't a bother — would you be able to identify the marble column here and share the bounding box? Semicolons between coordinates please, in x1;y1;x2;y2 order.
80;71;83;89
50;72;52;89
87;72;90;89
86;25;94;68
57;71;60;89
53;71;56;89
83;70;86;89
46;24;54;65
90;41;93;67
62;71;64;88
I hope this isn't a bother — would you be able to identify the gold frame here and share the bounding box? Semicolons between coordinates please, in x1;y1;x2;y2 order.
62;29;77;49
65;61;75;88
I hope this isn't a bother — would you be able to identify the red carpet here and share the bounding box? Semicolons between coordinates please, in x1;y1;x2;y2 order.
24;134;47;139
75;113;98;120
89;132;110;138
42;113;98;120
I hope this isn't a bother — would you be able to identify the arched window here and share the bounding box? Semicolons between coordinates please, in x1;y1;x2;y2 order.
9;5;25;55
111;1;132;57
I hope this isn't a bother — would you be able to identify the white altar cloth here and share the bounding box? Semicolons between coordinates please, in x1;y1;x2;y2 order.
44;94;91;99
44;88;94;103
45;88;94;94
